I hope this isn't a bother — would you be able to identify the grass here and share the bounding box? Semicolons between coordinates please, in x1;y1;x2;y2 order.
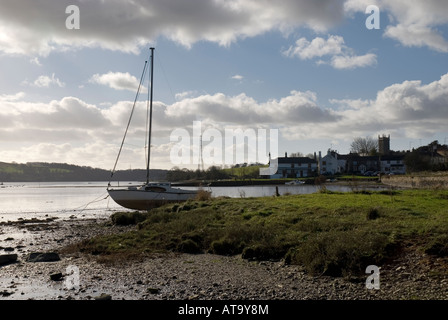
70;189;448;277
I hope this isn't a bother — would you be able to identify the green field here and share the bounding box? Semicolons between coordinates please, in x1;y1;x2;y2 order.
70;189;448;277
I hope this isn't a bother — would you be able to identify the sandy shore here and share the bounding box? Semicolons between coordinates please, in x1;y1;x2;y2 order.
1;216;448;301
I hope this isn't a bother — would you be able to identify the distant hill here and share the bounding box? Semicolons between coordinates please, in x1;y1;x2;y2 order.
0;162;167;182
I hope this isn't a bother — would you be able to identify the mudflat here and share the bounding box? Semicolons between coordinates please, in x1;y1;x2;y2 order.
1;216;447;300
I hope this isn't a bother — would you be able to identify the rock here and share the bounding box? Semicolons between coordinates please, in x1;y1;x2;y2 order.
0;291;13;297
0;254;18;266
50;272;64;281
94;293;112;300
147;287;160;294
26;252;60;262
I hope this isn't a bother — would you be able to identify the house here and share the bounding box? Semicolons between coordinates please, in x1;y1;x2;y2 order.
340;154;379;174
319;149;347;175
379;155;406;174
260;135;411;178
259;153;318;179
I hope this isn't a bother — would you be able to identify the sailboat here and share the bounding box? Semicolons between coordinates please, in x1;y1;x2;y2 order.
107;48;199;210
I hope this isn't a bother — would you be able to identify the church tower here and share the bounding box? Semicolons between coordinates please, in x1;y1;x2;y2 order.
378;134;390;155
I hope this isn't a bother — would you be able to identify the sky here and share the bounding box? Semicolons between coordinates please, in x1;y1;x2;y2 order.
1;0;448;171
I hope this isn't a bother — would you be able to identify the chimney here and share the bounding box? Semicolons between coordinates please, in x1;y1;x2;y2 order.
285;152;288;158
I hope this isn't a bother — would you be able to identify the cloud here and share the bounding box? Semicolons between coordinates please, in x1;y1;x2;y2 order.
89;72;147;92
1;0;447;57
30;73;65;88
345;0;448;53
0;91;25;101
165;90;338;125
330;53;377;69
0;0;346;56
175;90;197;101
384;24;448;53
325;73;448;139
284;35;344;59
0;96;111;134
2;72;448;168
283;35;377;69
231;74;244;80
29;57;42;66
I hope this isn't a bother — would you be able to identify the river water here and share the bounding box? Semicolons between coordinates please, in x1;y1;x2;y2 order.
0;181;385;222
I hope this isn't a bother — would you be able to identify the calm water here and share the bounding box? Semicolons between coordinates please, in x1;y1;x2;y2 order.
0;181;384;222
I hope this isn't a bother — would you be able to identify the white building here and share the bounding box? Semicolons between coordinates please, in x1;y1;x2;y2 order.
260;154;318;179
319;150;346;175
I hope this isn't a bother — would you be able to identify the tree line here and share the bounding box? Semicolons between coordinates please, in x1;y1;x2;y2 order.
0;162;166;182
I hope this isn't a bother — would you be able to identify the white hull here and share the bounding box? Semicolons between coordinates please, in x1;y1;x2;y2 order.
108;183;198;210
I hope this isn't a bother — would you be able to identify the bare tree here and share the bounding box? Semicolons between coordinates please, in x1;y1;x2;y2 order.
350;136;378;156
289;152;304;157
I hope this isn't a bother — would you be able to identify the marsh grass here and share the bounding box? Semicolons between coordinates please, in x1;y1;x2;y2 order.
74;189;448;276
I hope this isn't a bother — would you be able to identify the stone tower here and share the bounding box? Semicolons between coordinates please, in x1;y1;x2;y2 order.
378;134;390;155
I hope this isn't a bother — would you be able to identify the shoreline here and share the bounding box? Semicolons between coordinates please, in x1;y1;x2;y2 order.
1;216;447;300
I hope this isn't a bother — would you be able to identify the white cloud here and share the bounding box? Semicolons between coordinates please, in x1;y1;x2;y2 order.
89;72;147;92
29;57;42;66
345;0;448;53
31;73;65;88
2;72;448;168
0;0;346;56
0;91;25;101
330;53;377;69
284;35;377;69
231;74;244;80
175;91;197;101
284;35;344;60
165;90;339;126
1;0;447;57
384;24;448;53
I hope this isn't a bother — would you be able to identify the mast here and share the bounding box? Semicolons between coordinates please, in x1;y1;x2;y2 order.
146;47;154;184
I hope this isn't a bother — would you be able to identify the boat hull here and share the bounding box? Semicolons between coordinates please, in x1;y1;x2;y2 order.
107;186;199;210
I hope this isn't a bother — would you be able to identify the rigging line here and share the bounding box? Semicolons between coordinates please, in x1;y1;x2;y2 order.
156;52;190;129
155;53;176;103
109;60;149;184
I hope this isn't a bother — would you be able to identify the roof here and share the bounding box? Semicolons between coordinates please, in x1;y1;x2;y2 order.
379;155;405;161
276;157;317;164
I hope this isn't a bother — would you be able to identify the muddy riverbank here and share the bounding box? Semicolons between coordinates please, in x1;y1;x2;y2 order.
1;216;447;301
